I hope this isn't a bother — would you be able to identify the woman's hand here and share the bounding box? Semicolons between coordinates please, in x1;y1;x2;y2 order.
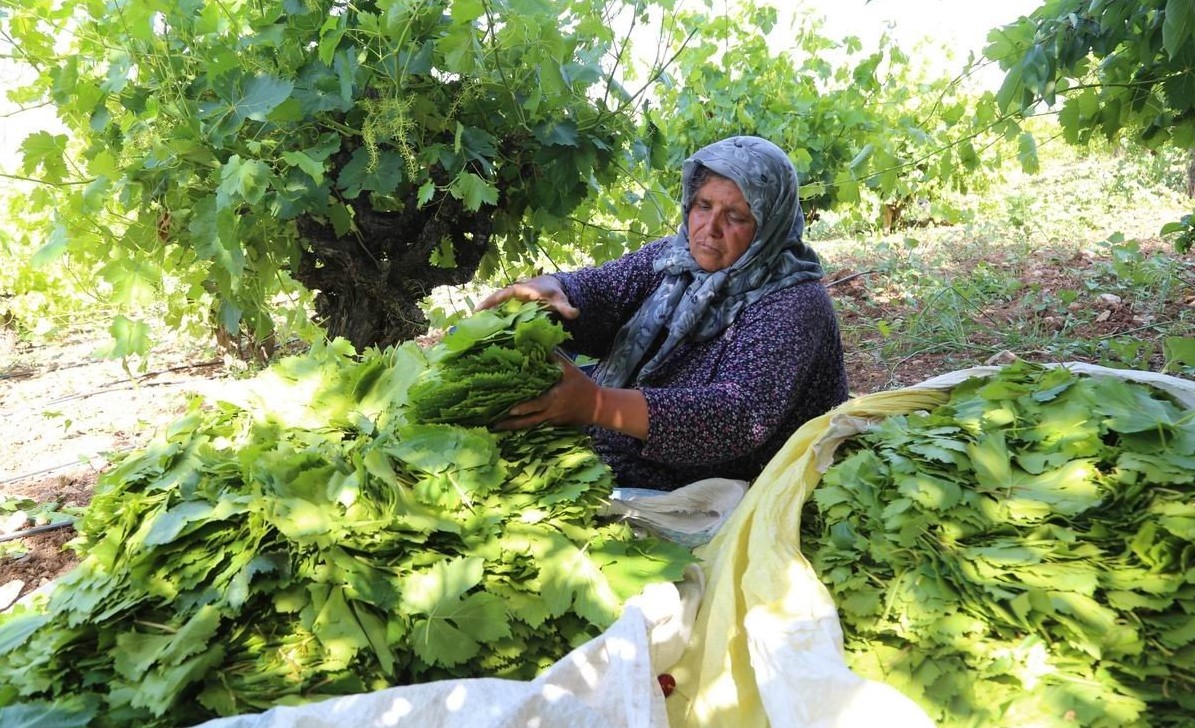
495;355;599;430
476;275;580;320
494;355;649;439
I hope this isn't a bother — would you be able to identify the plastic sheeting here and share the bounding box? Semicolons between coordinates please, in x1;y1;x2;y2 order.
664;389;946;728
197;571;704;728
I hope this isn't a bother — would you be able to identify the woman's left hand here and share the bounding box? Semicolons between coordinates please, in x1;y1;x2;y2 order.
494;354;599;430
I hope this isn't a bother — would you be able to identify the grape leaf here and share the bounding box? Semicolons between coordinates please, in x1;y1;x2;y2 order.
449;171;499;211
0;697;99;728
19;132;69;183
399;557;511;667
528;527;622;625
114;604;222;681
217;155;271;208
229;74;294;123
1091;376;1181;433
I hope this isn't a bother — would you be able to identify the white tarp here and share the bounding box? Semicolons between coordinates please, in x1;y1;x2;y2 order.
198;571;703;728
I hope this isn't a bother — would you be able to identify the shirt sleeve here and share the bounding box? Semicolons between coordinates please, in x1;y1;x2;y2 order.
552;239;669;359
637;282;841;465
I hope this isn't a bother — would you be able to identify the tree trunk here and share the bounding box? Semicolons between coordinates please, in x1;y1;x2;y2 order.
1186;148;1195;198
294;187;493;350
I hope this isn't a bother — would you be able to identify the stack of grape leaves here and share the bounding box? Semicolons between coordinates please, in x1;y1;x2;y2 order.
0;301;693;727
803;361;1195;727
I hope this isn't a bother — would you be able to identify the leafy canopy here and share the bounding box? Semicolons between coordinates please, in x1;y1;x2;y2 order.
986;0;1195;149
0;0;671;351
2;0;1024;352
984;0;1195;251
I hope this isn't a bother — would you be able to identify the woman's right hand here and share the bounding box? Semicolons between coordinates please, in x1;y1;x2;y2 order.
475;275;580;320
493;353;649;440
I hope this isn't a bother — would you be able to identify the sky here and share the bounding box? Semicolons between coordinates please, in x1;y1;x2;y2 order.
795;0;1043;60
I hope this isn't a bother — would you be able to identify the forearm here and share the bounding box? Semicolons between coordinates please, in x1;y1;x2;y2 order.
592;386;649;440
475;274;578;319
554;240;669;357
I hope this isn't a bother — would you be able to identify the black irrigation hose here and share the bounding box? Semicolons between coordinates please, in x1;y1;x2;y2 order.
1;449;129;486
825;270;875;288
136;360;224;380
2;360;225;418
36;378;192;409
1;360;92;380
0;520;76;544
0;461;95;487
0;369;38;381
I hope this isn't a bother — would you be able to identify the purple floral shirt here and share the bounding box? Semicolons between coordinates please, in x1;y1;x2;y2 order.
555;238;849;491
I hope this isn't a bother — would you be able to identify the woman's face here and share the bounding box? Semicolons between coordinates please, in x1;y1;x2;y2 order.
687;176;758;272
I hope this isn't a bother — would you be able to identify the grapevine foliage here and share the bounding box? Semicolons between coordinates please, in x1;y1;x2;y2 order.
639;1;1010;233
986;0;1195;149
550;0;1018;271
3;0;1028;350
1;0;667;352
984;0;1195;251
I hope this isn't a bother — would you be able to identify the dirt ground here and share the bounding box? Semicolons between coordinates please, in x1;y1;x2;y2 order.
1;244;1191;606
0;328;235;606
830;241;1195;394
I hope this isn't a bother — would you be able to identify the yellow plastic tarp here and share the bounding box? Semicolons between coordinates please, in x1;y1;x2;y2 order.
666;389;949;728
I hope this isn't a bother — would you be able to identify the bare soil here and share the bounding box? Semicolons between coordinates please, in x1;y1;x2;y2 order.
1;242;1191;605
830;240;1195;393
0;329;235;606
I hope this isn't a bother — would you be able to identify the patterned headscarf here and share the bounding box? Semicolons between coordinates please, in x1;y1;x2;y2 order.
592;136;824;389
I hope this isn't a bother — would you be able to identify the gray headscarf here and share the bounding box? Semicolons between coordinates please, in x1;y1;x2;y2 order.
592;136;824;389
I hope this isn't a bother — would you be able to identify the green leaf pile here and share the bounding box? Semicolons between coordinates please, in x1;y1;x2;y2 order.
0;301;692;727
803;362;1195;727
406;301;567;425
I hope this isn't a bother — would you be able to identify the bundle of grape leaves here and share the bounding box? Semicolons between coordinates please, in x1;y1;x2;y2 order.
803;361;1195;727
0;301;692;727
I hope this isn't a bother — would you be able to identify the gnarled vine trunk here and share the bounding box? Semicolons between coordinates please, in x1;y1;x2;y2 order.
295;185;493;350
1186;148;1195;198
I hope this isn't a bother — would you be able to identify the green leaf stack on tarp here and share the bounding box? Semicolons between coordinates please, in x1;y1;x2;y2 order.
406;301;567;425
802;361;1195;727
0;301;692;727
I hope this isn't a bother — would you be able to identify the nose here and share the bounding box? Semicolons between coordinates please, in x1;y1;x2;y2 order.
708;213;724;238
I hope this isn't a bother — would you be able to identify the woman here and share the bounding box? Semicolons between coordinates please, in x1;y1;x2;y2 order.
478;135;848;491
